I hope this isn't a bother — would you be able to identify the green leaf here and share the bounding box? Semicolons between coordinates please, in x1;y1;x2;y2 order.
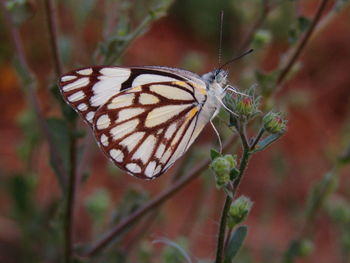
8;173;37;218
210;149;222;160
16;110;41;161
283;239;314;263
155;237;191;263
224;225;248;263
46;118;71;179
298;16;311;33
339;143;350;165
252;133;283;153
50;83;78;122
230;168;240;180
85;188;111;226
306;171;338;219
288;28;298;45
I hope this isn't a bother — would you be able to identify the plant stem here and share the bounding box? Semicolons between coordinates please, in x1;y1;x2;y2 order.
215;196;233;263
81;134;238;257
275;0;330;87
214;141;251;263
64;127;77;263
0;0;66;188
44;0;63;76
42;2;78;261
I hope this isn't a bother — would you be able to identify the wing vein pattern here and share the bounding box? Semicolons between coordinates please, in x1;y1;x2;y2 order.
59;66;210;179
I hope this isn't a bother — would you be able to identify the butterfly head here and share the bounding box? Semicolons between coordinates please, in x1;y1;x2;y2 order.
201;69;228;87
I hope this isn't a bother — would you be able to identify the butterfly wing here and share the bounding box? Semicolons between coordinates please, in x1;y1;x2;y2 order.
59;66;212;179
93;80;208;179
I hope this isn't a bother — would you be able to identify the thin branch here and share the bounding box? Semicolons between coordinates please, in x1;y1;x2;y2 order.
44;0;63;76
0;0;66;188
103;1;174;65
275;0;330;87
81;134;238;257
250;127;265;150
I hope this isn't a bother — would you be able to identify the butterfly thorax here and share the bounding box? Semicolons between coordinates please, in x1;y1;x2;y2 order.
200;69;228;119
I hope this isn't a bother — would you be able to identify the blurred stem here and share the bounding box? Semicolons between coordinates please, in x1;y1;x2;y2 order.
81;134;238;257
64;125;77;263
44;0;63;76
42;1;78;261
275;0;330;88
236;0;274;54
0;0;66;188
282;148;349;263
103;0;174;65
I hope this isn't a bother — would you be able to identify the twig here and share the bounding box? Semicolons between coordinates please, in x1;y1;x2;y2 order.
44;0;63;76
250;127;265;150
275;0;330;87
0;0;66;188
81;134;238;257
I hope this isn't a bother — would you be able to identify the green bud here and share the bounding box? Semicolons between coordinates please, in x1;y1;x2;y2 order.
210;157;231;187
224;86;260;120
227;196;253;228
263;111;287;134
298;240;314;257
236;97;255;117
224;154;237;169
210;155;237;188
327;197;350;223
252;29;272;48
216;173;230;188
85;189;111;223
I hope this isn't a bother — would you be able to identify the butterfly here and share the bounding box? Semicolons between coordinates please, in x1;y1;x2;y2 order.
58;66;231;180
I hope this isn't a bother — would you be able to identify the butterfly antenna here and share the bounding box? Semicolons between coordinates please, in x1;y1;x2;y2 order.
210;121;223;153
217;48;254;73
218;10;224;67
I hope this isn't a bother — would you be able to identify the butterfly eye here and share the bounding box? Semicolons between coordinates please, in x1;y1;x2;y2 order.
214;69;227;84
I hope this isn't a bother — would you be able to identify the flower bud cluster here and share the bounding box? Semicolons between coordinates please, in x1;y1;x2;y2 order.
227;195;253;227
210;154;237;188
263;111;287;134
224;86;260;121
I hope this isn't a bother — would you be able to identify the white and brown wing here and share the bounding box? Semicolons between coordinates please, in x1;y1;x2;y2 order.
59;66;211;179
93;81;205;179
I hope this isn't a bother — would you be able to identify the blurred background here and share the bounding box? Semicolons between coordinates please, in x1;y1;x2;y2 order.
1;0;350;262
